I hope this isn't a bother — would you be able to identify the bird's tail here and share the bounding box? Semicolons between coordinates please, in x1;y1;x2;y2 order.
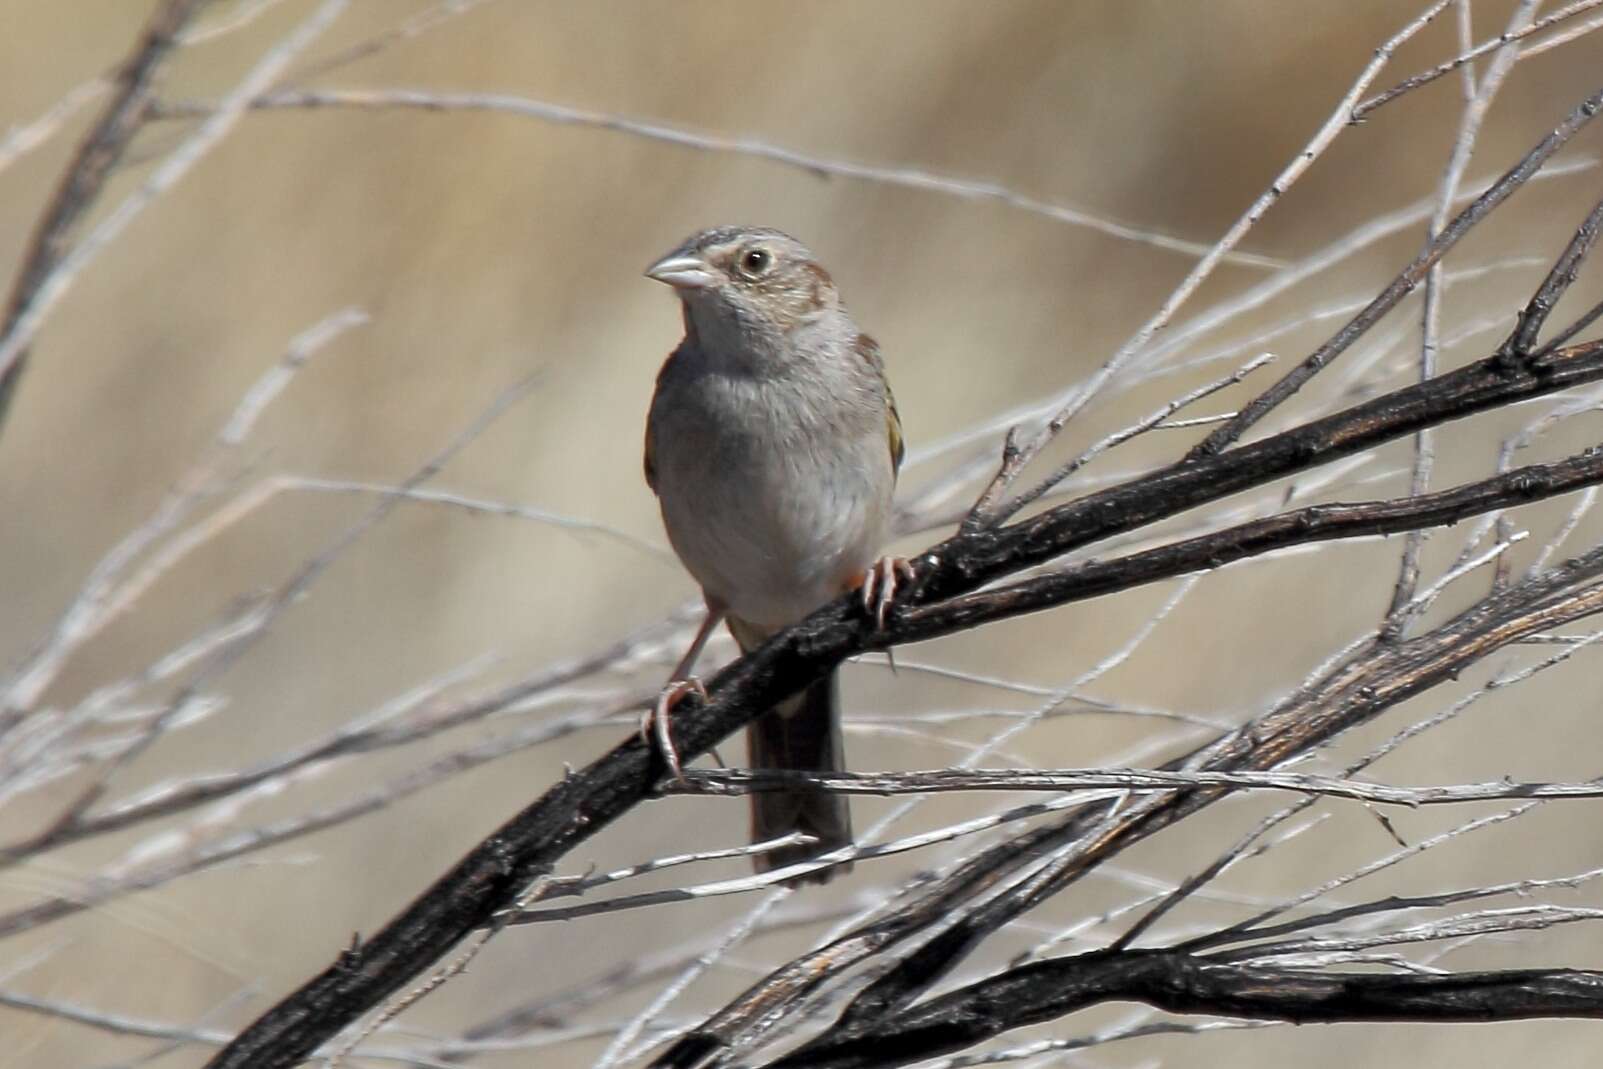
727;614;853;884
746;669;853;884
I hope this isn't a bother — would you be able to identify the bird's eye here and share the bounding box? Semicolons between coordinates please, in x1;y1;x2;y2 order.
739;248;772;277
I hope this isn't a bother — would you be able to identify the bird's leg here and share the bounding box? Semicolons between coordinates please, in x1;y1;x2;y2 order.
855;556;916;630
641;606;724;779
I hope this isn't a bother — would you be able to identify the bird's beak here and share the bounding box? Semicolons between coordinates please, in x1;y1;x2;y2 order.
645;253;717;291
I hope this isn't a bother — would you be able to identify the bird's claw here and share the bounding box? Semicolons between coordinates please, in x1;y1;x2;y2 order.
641;677;707;780
860;556;916;630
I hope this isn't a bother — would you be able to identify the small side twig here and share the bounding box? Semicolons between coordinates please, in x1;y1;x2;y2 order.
0;0;212;432
1189;83;1603;460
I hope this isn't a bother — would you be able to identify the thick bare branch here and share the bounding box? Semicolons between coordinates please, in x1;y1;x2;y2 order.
674;766;1603;809
770;951;1603;1069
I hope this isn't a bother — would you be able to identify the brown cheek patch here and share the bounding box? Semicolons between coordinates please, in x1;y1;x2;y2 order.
802;262;833;306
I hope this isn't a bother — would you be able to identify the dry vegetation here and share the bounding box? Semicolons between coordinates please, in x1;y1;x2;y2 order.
5;2;1603;1067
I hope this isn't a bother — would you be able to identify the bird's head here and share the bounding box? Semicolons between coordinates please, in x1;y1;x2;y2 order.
645;226;841;344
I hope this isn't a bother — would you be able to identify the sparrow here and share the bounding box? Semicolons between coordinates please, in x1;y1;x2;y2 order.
643;225;911;883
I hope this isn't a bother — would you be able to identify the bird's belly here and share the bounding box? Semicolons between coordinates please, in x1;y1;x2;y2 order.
655;428;889;630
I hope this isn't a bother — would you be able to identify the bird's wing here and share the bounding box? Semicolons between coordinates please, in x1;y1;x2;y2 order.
643;412;658;494
643;340;693;495
854;333;903;476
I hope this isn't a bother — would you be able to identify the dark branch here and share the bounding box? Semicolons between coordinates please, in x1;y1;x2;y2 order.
671;766;1603;808
0;0;212;438
903;431;1603;639
1505;195;1603;359
771;950;1603;1069
915;336;1603;609
1537;293;1603;355
715;566;1603;1065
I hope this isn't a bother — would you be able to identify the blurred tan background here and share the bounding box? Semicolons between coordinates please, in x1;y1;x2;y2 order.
4;1;1603;1066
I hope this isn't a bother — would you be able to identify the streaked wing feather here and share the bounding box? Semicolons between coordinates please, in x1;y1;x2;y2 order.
853;333;903;476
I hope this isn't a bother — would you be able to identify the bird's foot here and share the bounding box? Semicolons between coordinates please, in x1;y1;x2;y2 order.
858;555;916;630
640;677;707;780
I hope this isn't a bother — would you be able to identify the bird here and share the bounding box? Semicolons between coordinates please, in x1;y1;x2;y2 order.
642;225;911;883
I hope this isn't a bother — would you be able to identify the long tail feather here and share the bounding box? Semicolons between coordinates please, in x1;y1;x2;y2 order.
746;670;853;884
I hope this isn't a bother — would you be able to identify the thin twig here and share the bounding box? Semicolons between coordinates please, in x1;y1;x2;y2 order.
1384;1;1535;633
962;0;1457;530
0;307;366;727
1190;83;1603;459
0;0;351;426
1354;0;1603;120
152;89;1278;269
